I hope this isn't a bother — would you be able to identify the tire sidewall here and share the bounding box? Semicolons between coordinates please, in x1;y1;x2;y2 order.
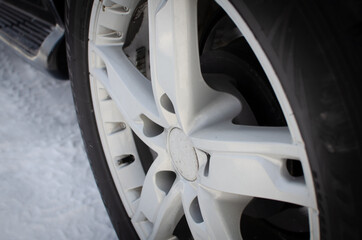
228;0;362;239
65;0;139;239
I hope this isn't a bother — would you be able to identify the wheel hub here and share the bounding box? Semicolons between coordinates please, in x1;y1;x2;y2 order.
168;128;199;181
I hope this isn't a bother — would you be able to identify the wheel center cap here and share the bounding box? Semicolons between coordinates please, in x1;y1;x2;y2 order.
168;128;199;181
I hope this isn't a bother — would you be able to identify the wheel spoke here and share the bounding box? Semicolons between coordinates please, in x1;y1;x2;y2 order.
198;186;252;240
199;151;314;207
191;121;299;158
148;181;183;240
132;155;176;225
89;43;167;153
181;183;208;240
148;0;240;132
89;44;162;126
191;121;315;207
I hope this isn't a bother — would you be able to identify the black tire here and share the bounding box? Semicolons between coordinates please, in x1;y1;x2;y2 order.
228;0;362;239
65;0;362;239
65;0;138;239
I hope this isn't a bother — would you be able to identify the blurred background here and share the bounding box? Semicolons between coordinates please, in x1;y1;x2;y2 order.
0;41;117;240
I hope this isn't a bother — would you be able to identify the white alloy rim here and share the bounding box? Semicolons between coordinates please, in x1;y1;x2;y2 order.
88;0;319;239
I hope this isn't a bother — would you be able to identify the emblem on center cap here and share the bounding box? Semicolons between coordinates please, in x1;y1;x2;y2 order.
168;128;199;181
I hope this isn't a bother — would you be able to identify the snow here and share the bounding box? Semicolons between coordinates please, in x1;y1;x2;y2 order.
0;42;117;240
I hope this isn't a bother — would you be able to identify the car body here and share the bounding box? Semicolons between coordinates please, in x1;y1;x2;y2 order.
0;0;67;79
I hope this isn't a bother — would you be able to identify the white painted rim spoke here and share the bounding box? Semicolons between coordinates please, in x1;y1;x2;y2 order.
89;43;168;153
147;181;184;240
148;0;241;134
197;186;252;240
181;183;208;240
190;121;299;158
133;156;175;223
89;43;164;128
88;0;319;239
200;152;314;208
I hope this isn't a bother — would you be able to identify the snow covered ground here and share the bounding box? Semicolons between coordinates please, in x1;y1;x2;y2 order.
0;42;117;239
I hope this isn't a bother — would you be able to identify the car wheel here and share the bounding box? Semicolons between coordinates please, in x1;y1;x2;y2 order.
65;0;362;239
